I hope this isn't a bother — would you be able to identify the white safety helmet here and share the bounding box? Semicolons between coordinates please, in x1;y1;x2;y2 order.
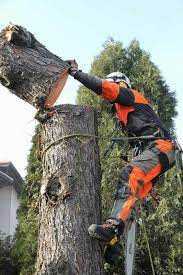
106;72;131;88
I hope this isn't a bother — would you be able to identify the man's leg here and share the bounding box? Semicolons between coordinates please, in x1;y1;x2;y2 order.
88;161;156;242
88;164;134;242
112;139;175;222
88;140;175;242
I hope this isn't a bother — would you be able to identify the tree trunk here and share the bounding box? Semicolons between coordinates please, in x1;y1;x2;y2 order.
0;24;69;108
36;104;104;275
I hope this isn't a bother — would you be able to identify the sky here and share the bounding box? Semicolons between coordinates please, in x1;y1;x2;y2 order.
0;0;182;176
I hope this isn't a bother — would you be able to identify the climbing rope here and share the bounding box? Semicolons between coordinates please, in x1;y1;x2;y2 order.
140;205;156;275
41;133;99;157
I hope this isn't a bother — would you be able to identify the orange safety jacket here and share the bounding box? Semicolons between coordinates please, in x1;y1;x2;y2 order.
74;71;170;138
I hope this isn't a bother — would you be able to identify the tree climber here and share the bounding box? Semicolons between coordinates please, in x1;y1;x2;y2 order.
67;60;175;247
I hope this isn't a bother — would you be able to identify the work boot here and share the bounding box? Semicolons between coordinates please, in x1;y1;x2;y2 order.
104;242;122;265
88;218;124;242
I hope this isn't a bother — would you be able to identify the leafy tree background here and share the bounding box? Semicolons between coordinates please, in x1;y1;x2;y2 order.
0;235;19;275
4;39;181;274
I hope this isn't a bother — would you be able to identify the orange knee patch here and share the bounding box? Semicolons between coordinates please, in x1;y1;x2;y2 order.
129;164;162;196
118;181;153;221
117;196;137;221
145;163;162;182
156;139;174;153
118;163;163;222
129;166;145;195
138;181;152;199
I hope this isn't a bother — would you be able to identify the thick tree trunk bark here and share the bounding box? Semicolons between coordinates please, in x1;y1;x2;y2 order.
36;104;104;275
0;24;69;108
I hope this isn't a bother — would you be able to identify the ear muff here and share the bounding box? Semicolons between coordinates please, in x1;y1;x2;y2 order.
119;81;128;88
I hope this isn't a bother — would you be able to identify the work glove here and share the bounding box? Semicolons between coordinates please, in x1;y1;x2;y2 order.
66;59;78;77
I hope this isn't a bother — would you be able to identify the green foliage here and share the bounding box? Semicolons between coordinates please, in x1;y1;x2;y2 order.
77;39;181;274
0;235;19;275
12;126;42;275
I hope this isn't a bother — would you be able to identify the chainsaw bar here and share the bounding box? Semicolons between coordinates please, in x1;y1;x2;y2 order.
125;219;137;275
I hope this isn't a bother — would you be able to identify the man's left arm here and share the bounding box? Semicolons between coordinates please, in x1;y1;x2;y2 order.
67;60;135;105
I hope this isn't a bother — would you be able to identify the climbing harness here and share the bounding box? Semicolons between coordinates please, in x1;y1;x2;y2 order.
103;134;164;158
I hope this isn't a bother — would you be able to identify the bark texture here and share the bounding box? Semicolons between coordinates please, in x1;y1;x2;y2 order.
36;104;104;275
0;24;69;108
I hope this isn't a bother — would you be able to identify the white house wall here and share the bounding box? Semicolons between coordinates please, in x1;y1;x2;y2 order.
0;185;11;236
10;186;20;235
0;185;19;236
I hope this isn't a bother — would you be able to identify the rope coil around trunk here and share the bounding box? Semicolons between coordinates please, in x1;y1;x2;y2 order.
41;133;99;157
